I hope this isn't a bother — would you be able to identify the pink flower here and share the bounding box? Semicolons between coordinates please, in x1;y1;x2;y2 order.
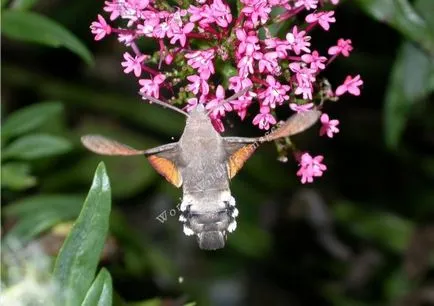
294;0;318;10
119;0;150;26
296;153;327;184
290;62;316;100
328;39;353;57
330;0;339;4
229;75;253;92
186;74;210;96
139;74;166;98
153;21;170;39
90;15;112;41
236;29;260;56
335;75;363;96
237;55;255;77
241;0;272;26
211;0;233;27
231;95;253;120
265;38;291;58
290;103;314;113
319;114;339;138
252;105;276;130
185;50;215;80
188;0;232;28
254;51;279;74
258;75;290;108
137;13;160;37
286;26;311;55
305;11;336;31
301;50;327;71
168;22;194;47
206;85;232;117
118;33;134;46
186;97;203;113
103;1;122;20
121;52;147;77
210;114;225;132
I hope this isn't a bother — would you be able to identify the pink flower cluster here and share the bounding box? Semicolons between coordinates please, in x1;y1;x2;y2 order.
90;0;362;184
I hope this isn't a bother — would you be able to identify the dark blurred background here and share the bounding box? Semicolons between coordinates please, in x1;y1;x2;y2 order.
2;0;434;305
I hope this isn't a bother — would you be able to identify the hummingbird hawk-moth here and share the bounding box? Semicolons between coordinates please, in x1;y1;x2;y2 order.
81;89;321;250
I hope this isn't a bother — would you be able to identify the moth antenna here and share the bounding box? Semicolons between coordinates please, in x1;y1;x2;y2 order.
141;93;190;117
206;86;253;116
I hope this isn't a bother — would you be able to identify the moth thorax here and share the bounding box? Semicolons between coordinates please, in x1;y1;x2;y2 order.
179;190;238;250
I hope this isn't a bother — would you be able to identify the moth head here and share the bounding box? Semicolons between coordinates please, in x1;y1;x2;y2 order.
178;191;238;250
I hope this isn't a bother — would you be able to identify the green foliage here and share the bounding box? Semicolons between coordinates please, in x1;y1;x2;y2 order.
355;0;434;149
1;163;113;305
1;102;73;191
81;268;113;306
3;134;72;160
1;10;93;65
1;101;63;139
1;162;37;190
53;162;112;306
383;42;434;149
4;194;84;242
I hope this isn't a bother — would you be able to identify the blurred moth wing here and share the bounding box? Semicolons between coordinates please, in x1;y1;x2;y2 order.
81;135;182;187
222;109;321;179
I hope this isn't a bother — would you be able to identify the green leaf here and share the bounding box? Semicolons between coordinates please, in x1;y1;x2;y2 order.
2;134;72;160
1;162;36;190
384;41;434;149
9;0;39;10
2;101;63;139
53;162;111;306
384;268;416;301
4;194;84;218
355;0;434;55
4;194;84;242
129;299;162;306
1;10;94;65
81;268;113;306
5;210;72;243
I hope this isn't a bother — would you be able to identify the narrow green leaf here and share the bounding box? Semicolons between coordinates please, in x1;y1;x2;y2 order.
81;268;113;306
53;162;111;306
384;41;434;149
1;10;94;65
0;162;36;190
10;0;39;10
355;0;434;56
4;194;84;218
2;101;63;139
5;210;72;243
4;194;84;243
129;299;162;306
2;134;72;160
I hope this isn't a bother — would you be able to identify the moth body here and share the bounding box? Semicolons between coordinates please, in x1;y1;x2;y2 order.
178;104;238;250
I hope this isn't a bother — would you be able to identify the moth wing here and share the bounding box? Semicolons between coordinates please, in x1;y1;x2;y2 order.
222;110;321;179
262;110;321;142
144;142;183;188
81;135;182;187
222;138;257;179
81;135;145;156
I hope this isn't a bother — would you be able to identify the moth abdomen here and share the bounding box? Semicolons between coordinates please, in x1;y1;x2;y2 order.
178;191;238;250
